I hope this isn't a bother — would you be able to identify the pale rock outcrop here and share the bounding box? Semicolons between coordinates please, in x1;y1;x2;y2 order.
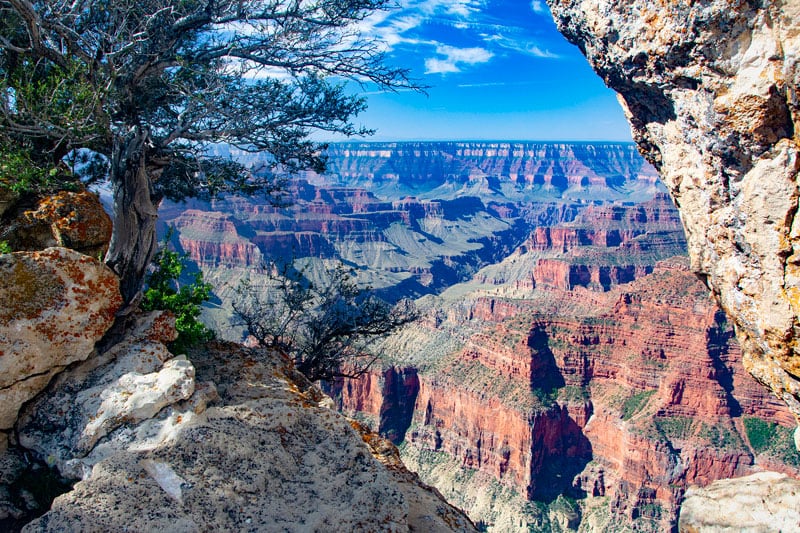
1;253;473;531
23;341;476;532
545;1;800;422
0;247;121;440
16;311;204;480
678;471;800;532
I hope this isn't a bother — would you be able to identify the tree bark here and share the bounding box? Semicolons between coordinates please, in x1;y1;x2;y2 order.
104;127;159;309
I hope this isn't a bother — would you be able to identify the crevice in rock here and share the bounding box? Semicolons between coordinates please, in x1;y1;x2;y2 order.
0;450;73;533
0;369;60;393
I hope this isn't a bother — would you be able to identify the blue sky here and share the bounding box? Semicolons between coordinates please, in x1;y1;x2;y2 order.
341;0;632;142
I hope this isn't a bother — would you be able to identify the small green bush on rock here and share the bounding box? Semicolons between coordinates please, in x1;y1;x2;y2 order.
142;246;215;354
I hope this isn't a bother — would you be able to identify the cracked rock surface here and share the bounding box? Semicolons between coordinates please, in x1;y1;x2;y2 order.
0;248;121;440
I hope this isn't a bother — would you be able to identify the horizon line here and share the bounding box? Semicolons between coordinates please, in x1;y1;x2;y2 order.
318;139;638;144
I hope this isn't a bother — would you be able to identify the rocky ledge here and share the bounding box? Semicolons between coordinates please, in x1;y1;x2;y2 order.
0;247;474;532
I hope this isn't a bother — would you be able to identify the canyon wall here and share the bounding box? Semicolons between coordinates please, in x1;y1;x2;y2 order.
161;142;663;341
325;193;799;530
546;0;800;426
322;141;659;192
332;259;800;531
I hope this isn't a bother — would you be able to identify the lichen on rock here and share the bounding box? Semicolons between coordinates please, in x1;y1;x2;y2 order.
21;340;476;532
0;248;121;435
1;190;112;258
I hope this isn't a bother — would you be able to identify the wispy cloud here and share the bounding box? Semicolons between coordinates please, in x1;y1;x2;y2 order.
457;81;509;88
353;0;558;76
442;0;481;17
484;33;559;59
456;79;551;88
425;44;493;74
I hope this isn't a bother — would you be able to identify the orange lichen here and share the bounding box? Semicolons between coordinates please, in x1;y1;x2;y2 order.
0;256;63;322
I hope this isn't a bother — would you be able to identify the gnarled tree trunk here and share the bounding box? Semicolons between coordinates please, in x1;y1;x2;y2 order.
104;127;159;309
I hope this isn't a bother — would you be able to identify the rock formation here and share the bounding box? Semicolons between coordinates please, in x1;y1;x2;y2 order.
160;142;660;321
322;141;659;191
545;0;800;427
679;472;800;532
1;191;113;258
0;248;121;448
21;338;475;532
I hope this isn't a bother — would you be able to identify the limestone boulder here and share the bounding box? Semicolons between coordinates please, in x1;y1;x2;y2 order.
0;248;121;433
16;311;203;480
1;190;112;257
546;0;800;422
679;472;800;532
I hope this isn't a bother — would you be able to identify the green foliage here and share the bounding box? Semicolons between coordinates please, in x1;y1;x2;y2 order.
2;0;422;303
743;417;800;467
0;241;11;254
655;416;695;440
744;417;777;451
621;389;656;420
700;423;744;450
142;247;215;354
0;144;57;195
559;385;590;403
0;54;105;195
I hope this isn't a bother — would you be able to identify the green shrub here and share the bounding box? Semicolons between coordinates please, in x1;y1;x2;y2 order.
0;241;11;254
142;246;215;354
621;389;656;420
743;417;775;452
655;416;694;440
700;423;743;450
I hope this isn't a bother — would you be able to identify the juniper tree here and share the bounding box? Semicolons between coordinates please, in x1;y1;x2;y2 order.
0;0;417;306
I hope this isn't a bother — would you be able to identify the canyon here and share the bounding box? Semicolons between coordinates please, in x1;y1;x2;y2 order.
325;198;799;531
165;142;800;530
160;141;661;311
1;0;798;529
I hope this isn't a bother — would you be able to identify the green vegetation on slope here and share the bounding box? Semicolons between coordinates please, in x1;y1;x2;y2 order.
621;390;656;420
142;247;215;354
743;417;800;467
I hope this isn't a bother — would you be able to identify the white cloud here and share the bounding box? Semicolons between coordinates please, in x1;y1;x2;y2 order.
445;0;480;17
530;1;548;14
425;44;494;74
424;58;462;74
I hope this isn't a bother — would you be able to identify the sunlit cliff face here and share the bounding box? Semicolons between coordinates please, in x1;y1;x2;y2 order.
547;0;800;430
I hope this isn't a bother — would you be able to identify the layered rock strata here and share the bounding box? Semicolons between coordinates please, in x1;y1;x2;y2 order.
322;141;659;191
546;0;800;423
334;260;800;530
